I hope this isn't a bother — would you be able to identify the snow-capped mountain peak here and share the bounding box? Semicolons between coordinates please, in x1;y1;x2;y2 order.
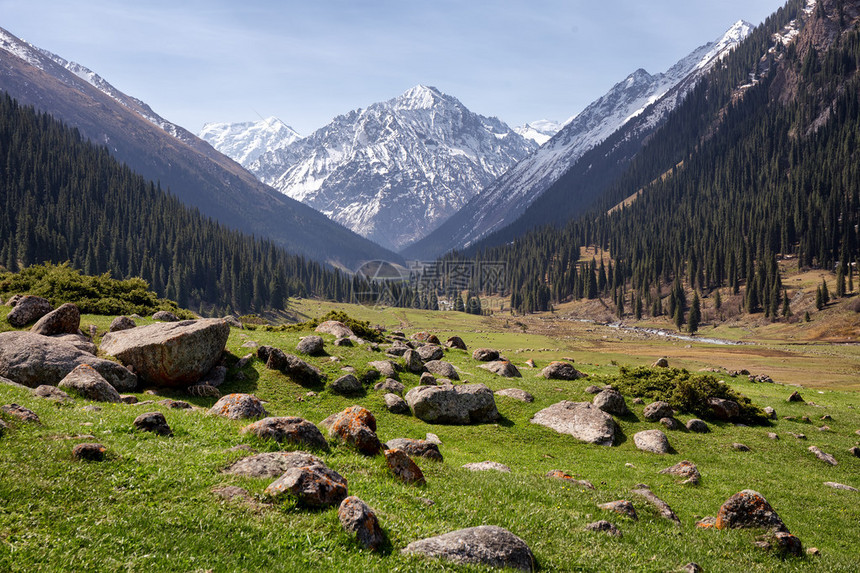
217;85;538;251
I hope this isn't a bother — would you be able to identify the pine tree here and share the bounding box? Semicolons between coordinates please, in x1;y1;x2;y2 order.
836;264;845;298
714;289;722;310
687;292;701;334
781;289;791;317
673;304;684;331
815;285;824;310
821;278;830;305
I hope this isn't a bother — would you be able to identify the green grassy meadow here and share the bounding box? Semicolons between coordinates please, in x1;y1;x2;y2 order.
1;303;859;572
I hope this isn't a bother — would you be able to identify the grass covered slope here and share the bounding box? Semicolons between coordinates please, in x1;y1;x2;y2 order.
1;305;859;572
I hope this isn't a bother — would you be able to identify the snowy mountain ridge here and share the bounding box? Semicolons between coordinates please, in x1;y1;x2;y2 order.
200;117;301;167
405;20;754;257
229;84;538;251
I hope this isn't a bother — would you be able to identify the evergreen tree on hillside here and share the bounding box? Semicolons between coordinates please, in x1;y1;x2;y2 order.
687;292;701;334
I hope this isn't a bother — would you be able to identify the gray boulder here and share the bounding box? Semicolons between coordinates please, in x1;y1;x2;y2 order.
715;489;789;532
402;525;535;572
708;397;740;421
222;315;243;329
541;361;585;380
328;374;363;395
446;336;467;350
686;418;709;433
32;384;72;402
463;461;511;472
643;401;674;421
50;333;97;355
384;393;410;414
367;360;400;379
417;345;444;362
315;320;354;338
405;384;499;425
265;465;348;507
480;361;521;378
423;360;459;380
374;378;405;395
209;393;268;420
633;429;671;454
58;364;122;403
530;401;617;446
262;348;326;385
7;296;53;327
0;331;136;390
223;451;324;478
133;411;172;435
152;310;179;322
472;348;500;361
100;319;229;387
30;303;80;336
402;349;424;373
108;316;137;332
297;335;325;356
593;389;628;415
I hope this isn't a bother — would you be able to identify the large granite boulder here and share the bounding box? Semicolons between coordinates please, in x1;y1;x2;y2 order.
100;319;229;387
530;401;617;446
223;451;324;478
7;296;52;327
715;490;789;532
402;525;535;572
315;320;354;338
633;429;671;454
30;303;80;336
405;384;499;425
417;344;444;362
58;364;122;403
540;361;585;380
472;348;500;362
209;393;268;420
296;335;325;356
0;331;136;390
593;389;629;415
643;401;674;421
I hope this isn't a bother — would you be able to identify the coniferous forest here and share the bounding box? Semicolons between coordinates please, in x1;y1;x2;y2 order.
460;0;859;317
0;93;361;316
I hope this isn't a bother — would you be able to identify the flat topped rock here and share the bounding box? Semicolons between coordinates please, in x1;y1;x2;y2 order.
405;384;499;425
223;451;324;478
463;461;511;473
386;438;443;461
315;320;354;338
265;464;348;508
242;416;328;450
494;388;534;403
402;525;535;572
530;401;617;446
479;361;521;378
100;319;229;387
633;429;671;454
541;361;584;380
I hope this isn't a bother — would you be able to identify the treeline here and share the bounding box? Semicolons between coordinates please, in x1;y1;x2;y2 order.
457;0;859;319
0;93;368;315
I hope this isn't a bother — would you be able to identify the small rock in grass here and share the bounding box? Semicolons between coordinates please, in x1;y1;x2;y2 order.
653;357;669;368
681;563;702;573
119;395;138;404
328;374;363;395
58;364;122;403
296;335;325;356
708;397;740;421
384;393;410;414
767;432;779;440
541;361;584;380
329;406;382;456
660;417;682;431
495;388;534;403
401;525;535;572
158;398;191;409
243;416;328;450
808;446;837;466
446;336;467;350
417;345;444;362
545;469;594;489
806;547;820;556
463;461;511;473
849;446;860;458
585;520;621;537
81;405;101;412
425;432;441;445
584;385;603;394
72;442;106;461
755;531;803;556
374;378;405;395
1;404;39;423
133;411;172;435
403;349;424;373
695;516;717;529
634;429;671;454
109;315;136;333
715;489;789;532
788;432;806;440
763;406;777;419
686;418;709;432
598;500;638;521
593;389;628;415
823;482;858;492
787;391;804;402
210;393;268;420
643;401;673;421
818;425;830;432
386;438;443;461
224;451;324;478
32;385;72;402
418;372;437;386
631;484;680;524
732;443;750;451
423;360;459;380
339;496;385;551
659;460;700;485
385;448;426;485
265;465;348;507
472;348;500;361
212;485;253;503
631;397;645;405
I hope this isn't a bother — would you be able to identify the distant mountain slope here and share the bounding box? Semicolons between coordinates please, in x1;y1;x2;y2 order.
237;85;537;251
199;117;301;167
0;25;397;268
404;21;753;259
515;119;566;145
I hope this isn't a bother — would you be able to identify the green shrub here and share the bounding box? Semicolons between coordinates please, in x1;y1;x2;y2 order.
609;366;768;424
263;310;385;342
0;263;193;318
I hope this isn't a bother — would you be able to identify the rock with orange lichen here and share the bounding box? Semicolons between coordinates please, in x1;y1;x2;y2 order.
328;406;382;456
546;470;595;490
659;460;701;485
715;490;789;532
339;496;385;550
242;416;328;450
209;393;268;420
385;448;426;485
265;464;347;507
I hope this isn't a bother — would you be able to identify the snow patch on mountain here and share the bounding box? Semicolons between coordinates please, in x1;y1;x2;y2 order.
243;85;537;251
515;119;567;145
200;118;301;167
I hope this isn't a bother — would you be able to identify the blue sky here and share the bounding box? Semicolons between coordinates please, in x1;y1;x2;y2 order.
1;0;788;134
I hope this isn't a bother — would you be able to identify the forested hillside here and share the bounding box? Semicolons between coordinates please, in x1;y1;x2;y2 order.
463;0;859;316
0;94;355;316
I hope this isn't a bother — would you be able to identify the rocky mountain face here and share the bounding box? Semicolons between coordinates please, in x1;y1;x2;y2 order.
0;25;397;267
515;119;566;145
215;85;537;251
404;21;754;259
